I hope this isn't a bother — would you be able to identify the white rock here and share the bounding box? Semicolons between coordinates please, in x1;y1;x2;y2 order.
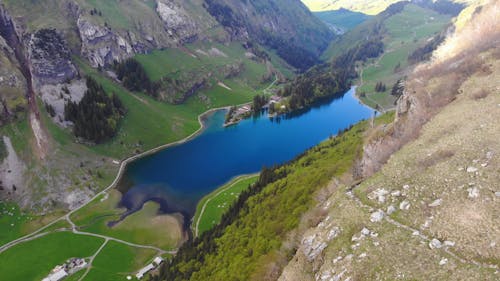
467;187;480;198
361;228;371;236
327;227;341;240
429;238;443;249
428;198;443;207
412;230;420;236
399;200;411;210
370;188;389;203
370;210;385;222
403;184;410;190
439;258;448;265
333;256;343;263
495;192;500;197
387;205;396;215
359;252;367;258
391;190;401;197
466;166;478;173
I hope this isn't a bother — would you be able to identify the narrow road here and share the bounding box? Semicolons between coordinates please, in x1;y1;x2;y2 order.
78;239;109;281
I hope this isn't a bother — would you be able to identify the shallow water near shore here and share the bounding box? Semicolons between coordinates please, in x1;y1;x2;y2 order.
118;87;374;222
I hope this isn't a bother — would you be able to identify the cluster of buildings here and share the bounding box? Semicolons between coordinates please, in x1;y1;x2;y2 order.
42;258;87;281
135;256;164;280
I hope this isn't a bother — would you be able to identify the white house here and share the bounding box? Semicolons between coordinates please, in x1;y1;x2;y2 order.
135;264;155;279
42;269;68;281
153;257;164;266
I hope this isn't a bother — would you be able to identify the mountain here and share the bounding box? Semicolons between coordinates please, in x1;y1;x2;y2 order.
0;0;331;211
302;0;473;14
314;8;372;34
154;1;500;280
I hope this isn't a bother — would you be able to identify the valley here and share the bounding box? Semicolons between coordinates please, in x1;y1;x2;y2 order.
0;0;498;280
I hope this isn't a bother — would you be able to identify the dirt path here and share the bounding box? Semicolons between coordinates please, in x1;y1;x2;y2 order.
346;189;498;270
78;239;109;281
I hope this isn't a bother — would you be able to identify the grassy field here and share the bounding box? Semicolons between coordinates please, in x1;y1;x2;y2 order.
81;240;157;281
70;190;182;250
355;4;451;110
0;232;103;281
193;174;259;235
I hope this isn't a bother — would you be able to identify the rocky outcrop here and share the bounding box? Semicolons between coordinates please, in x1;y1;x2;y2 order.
28;28;78;86
77;17;135;67
156;0;206;44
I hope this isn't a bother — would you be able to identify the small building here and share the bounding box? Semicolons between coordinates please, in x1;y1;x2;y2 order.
42;269;68;281
135;264;155;280
153;257;164;266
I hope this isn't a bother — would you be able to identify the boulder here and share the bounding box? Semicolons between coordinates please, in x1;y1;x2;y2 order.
370;210;385;222
429;238;442;249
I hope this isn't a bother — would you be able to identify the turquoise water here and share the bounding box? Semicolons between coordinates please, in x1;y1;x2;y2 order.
118;88;374;221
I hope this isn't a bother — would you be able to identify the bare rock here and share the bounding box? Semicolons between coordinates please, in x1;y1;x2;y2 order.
467;187;480;198
429;238;443;249
428;198;443;207
387;205;396;215
399;200;411;210
466;166;478;173
370;210;385;222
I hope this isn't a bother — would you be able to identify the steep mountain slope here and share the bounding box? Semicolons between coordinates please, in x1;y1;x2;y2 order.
155;1;500;280
282;1;500;279
204;0;333;69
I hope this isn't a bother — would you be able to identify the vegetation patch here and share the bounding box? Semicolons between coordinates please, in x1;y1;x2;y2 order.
193;175;259;236
65;76;126;143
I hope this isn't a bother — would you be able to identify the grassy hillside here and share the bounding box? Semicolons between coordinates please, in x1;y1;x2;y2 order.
357;4;451;110
322;3;452;111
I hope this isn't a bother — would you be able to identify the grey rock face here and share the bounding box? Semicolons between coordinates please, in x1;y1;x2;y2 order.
77;17;134;67
28;28;78;86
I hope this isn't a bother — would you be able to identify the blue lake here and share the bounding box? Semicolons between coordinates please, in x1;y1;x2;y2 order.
118;88;374;222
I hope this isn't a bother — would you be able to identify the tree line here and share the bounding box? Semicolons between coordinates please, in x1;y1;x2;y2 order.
64;76;126;143
279;38;384;111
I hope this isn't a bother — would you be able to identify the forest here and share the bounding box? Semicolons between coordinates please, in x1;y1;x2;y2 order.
64;77;126;143
114;58;158;98
280;38;384;111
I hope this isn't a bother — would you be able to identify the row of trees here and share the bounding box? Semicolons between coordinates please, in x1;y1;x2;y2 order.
252;94;268;114
375;81;387;92
64;77;126;143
